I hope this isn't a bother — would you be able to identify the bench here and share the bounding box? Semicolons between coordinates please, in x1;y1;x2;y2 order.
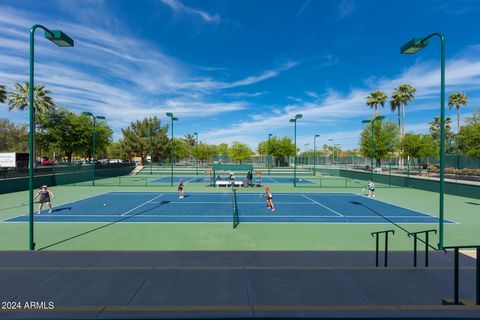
215;180;244;187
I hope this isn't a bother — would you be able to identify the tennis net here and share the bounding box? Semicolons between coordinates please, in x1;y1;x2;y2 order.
232;187;239;229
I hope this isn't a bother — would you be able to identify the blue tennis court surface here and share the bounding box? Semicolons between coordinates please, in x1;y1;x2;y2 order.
151;176;315;184
4;192;454;224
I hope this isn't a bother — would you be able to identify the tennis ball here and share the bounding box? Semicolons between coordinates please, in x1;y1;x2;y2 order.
103;203;106;206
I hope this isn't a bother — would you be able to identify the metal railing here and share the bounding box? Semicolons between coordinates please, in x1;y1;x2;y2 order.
371;230;395;267
442;245;480;305
407;229;437;267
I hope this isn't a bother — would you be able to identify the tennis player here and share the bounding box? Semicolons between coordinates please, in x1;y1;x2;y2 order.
178;179;184;199
265;185;276;212
367;180;375;198
34;185;55;214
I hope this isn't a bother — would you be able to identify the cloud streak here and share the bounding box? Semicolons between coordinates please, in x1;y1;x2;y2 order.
160;0;221;23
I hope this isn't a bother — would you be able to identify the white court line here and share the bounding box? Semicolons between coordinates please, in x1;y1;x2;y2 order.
120;194;165;217
301;195;344;217
185;177;197;183
27;214;445;219
149;201;316;204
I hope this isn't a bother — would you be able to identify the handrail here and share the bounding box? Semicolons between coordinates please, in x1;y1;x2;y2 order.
371;230;395;267
441;245;480;305
407;229;437;267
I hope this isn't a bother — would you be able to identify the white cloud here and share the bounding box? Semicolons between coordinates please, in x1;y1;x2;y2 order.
160;0;221;23
297;0;312;17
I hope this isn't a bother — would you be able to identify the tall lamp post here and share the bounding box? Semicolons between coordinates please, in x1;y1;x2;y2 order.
267;133;272;175
401;33;446;249
166;112;178;186
289;114;303;187
361;115;385;180
29;25;73;250
194;132;198;175
82;112;106;186
313;134;320;175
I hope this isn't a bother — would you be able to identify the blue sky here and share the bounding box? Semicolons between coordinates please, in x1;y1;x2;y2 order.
1;0;479;151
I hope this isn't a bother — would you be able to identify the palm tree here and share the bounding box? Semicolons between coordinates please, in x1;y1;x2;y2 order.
390;98;401;127
448;92;468;133
429;116;454;151
8;82;55;113
183;133;196;148
365;91;387;115
0;85;7;103
390;84;416;143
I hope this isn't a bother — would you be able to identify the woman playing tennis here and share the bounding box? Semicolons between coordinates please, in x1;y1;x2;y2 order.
34;185;55;214
265;185;276;212
178;179;184;199
367;180;375;198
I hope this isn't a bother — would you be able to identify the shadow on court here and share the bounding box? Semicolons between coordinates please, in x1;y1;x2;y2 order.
350;201;438;250
465;201;480;206
38;201;171;250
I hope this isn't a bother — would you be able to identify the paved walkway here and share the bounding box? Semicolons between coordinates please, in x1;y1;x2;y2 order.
0;251;478;319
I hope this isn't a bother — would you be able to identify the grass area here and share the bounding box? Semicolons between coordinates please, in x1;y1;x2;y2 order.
0;174;479;251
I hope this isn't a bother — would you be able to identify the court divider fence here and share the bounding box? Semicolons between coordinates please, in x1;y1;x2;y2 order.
0;163;135;194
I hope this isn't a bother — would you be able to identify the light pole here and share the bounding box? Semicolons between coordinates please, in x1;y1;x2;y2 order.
401;33;446;249
289;114;303;187
194;132;198;175
362;115;385;180
267;133;272;175
166;112;178;186
313;134;320;175
82;112;106;186
29;25;73;250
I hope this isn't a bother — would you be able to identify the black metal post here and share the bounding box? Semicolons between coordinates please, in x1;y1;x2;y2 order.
375;234;379;267
477;248;480;305
454;248;459;305
413;234;417;267
385;231;389;267
425;232;429;267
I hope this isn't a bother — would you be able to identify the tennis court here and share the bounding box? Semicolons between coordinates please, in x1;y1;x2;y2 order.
4;192;454;224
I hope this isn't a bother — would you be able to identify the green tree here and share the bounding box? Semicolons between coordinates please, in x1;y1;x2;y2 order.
197;143;217;162
7;82;55;114
366;90;387;116
403;133;439;173
39;107;89;162
0;118;28;151
172;138;190;160
120;116;169;164
183;133;196;148
228;141;253;163
448;92;468;133
107;141;126;159
456;111;480;159
0;85;7;103
428;116;454;152
217;143;229;156
257;136;295;166
360;120;400;166
390;84;416;145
